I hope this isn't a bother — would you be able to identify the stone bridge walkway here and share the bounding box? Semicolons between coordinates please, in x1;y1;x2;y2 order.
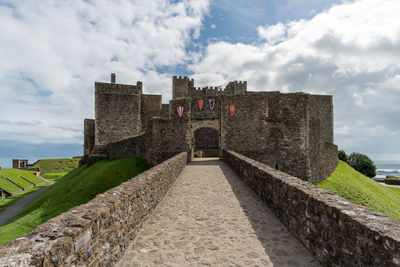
117;158;319;266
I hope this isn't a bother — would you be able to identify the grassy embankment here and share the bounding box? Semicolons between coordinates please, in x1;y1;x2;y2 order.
318;161;400;221
0;157;149;245
0;168;51;212
387;187;400;197
0;168;44;192
32;158;81;181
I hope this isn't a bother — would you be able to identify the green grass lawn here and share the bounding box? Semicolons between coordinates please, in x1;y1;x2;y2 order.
0;179;21;193
387;187;400;197
0;157;148;245
318;161;400;221
0;168;43;190
41;172;68;182
31;158;81;173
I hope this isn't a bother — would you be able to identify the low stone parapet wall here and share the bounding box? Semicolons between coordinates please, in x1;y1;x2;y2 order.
222;150;400;266
0;152;187;266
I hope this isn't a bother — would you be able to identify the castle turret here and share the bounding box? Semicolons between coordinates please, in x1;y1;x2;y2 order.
172;76;194;99
224;81;247;95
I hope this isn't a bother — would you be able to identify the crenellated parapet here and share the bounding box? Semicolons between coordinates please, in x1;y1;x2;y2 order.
173;76;247;99
172;76;194;99
224;80;247;95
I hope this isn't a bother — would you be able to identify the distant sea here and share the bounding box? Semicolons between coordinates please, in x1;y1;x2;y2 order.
374;161;400;180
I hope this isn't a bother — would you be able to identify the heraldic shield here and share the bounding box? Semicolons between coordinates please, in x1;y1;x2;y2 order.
197;99;204;111
229;104;236;116
177;106;184;118
209;99;215;111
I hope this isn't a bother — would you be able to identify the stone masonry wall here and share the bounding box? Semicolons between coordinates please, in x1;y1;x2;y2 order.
94;82;142;146
83;119;95;156
0;152;188;266
145;98;192;166
141;94;162;130
307;95;338;183
223;150;400;266
108;134;145;160
222;92;312;181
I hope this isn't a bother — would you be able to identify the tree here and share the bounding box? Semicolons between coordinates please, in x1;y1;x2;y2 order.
338;150;348;162
348;152;376;178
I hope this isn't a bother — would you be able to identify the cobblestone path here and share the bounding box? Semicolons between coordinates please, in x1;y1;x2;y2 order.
117;158;319;266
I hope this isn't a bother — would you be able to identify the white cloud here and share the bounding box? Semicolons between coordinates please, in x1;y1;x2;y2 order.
257;23;286;44
0;0;209;144
189;0;400;161
210;24;216;29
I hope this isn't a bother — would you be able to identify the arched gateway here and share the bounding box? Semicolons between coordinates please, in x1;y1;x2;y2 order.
190;120;221;158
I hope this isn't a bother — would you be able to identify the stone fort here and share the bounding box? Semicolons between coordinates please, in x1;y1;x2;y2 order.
82;73;338;183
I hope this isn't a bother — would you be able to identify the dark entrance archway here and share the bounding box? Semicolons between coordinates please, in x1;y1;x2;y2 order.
193;127;220;157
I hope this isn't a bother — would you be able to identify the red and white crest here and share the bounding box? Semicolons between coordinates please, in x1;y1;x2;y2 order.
229;104;236;116
177;106;184;118
197;99;204;111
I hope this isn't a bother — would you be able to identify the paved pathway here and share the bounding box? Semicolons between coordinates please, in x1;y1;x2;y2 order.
38;176;55;185
0;186;50;225
118;158;318;266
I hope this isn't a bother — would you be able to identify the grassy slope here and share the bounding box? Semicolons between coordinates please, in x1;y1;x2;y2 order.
0;169;43;187
0;179;20;193
0;168;46;193
318;161;400;221
387;187;400;197
31;158;80;173
0;157;148;245
41;172;68;182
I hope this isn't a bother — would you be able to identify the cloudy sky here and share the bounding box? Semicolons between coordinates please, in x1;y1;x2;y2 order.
1;0;399;167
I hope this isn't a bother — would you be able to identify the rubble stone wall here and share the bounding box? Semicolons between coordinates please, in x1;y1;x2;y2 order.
0;152;188;266
223;150;400;266
95;82;142;146
108;134;146;160
83;119;95;156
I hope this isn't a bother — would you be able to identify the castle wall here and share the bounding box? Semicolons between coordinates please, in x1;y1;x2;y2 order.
145;98;192;166
221;92;311;181
87;75;337;182
95;82;142;146
191;96;221;119
224;81;247;95
161;104;170;117
83;119;95;156
140;94;162;129
307;95;338;183
108;134;145;160
172;76;193;99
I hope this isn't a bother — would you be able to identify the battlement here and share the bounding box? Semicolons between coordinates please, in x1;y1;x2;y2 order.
95;74;143;95
172;76;194;99
173;75;194;82
173;76;247;98
224;80;247;95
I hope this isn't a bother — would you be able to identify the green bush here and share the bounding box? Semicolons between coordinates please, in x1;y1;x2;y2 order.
338;150;348;162
386;175;400;180
348;152;376;178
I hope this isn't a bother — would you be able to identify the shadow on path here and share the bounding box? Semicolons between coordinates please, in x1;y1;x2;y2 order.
219;160;319;266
